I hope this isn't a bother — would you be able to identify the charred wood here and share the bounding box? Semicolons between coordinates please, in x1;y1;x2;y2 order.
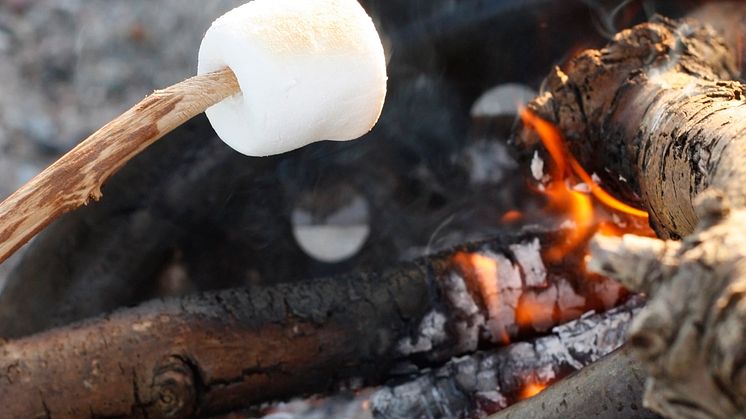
224;298;642;419
0;229;627;419
490;346;659;419
370;298;642;419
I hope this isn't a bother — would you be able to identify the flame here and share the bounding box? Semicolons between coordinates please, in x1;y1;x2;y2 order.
519;109;654;260
452;252;511;345
518;382;547;400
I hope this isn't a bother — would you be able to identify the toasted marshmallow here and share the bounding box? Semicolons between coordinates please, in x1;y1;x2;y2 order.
198;0;387;156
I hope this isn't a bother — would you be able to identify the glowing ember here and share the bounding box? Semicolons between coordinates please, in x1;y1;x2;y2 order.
453;252;512;344
519;108;654;260
518;382;547;400
515;289;556;331
501;209;523;223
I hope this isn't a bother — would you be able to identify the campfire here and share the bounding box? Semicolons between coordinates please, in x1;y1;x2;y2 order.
0;0;745;418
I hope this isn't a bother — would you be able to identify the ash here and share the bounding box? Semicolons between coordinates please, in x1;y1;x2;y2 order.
371;297;642;418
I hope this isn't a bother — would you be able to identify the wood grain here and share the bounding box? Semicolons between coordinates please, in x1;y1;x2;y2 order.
0;68;239;264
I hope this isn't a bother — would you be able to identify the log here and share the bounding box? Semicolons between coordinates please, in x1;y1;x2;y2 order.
489;346;658;419
231;298;643;419
370;298;642;419
0;229;628;419
517;4;746;418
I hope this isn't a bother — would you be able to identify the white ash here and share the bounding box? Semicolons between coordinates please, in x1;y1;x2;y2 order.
396;310;448;355
591;172;603;184
509;238;546;287
263;390;375;419
530;151;545;181
441;272;485;353
480;251;522;344
371;298;642;419
552;296;641;363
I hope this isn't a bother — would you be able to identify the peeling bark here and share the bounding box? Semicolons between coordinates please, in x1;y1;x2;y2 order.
517;5;746;418
0;229;627;419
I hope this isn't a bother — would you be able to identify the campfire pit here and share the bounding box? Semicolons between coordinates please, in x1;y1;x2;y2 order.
0;0;742;418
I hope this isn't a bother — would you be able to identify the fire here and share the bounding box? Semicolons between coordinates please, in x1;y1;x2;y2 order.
452;252;511;345
519;109;654;260
518;382;547;400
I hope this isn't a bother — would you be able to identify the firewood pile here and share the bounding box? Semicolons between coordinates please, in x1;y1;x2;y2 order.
0;1;744;418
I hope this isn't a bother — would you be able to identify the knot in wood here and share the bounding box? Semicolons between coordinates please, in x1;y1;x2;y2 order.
150;355;197;418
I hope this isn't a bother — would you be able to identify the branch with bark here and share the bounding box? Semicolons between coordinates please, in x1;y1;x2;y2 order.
371;298;642;419
248;299;645;419
516;3;746;417
0;229;627;419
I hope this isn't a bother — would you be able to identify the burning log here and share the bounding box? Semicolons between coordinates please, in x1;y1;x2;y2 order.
0;229;627;419
235;298;642;419
370;297;642;419
517;3;746;417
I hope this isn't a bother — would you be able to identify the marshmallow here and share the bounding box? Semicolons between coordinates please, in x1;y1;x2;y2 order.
198;0;387;156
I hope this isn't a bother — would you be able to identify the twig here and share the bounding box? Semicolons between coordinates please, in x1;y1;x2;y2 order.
0;68;239;264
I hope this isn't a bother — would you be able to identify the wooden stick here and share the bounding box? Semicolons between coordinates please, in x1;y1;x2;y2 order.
0;68;239;264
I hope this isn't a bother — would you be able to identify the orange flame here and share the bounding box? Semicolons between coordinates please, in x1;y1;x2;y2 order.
518;382;547;400
452;252;511;345
519;109;654;260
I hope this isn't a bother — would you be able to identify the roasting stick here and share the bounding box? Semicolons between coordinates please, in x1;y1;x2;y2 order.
0;69;239;264
0;0;387;265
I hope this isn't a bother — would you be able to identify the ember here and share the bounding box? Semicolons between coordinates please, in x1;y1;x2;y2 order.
517;382;547;401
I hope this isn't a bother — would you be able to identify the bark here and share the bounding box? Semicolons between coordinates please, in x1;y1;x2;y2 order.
0;229;627;419
489;346;659;419
516;5;746;418
371;298;642;419
225;298;642;419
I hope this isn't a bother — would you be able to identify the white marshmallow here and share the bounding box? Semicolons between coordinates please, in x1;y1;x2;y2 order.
198;0;387;156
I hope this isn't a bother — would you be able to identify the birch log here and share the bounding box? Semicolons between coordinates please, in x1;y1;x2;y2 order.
517;6;746;417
